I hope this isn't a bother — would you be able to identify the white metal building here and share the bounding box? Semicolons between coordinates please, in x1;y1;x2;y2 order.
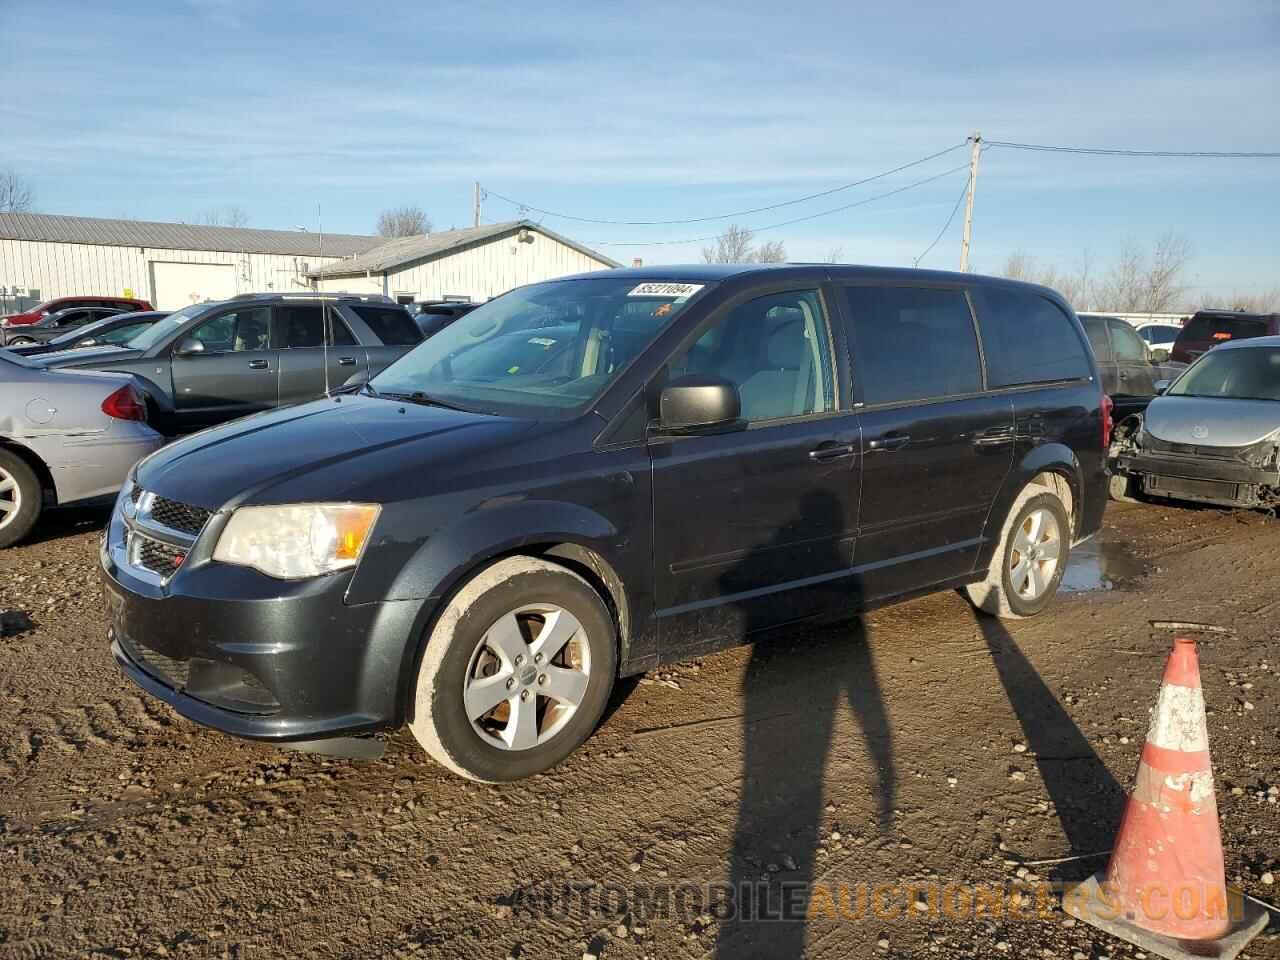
0;213;383;311
310;220;619;303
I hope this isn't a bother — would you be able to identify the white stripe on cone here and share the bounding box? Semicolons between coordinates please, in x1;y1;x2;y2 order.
1145;683;1209;753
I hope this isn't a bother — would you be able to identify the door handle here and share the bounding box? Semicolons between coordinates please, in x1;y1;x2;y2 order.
337;357;357;366
808;442;857;463
866;433;910;452
1118;370;1129;380
973;427;1013;447
247;359;269;369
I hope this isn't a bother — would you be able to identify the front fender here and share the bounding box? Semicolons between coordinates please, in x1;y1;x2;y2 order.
378;499;620;605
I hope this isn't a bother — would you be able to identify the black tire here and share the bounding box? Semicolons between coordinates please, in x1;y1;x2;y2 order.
0;449;43;549
408;556;617;782
963;488;1071;619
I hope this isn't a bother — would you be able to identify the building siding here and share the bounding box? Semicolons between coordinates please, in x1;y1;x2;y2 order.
0;238;348;306
316;231;613;302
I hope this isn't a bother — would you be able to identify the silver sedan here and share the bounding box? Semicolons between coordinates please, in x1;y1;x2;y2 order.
0;349;164;547
1109;335;1280;510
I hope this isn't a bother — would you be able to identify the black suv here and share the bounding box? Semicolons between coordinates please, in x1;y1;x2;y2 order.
102;266;1108;781
38;293;423;433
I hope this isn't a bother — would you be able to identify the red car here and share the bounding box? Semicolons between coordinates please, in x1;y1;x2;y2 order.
1;295;153;328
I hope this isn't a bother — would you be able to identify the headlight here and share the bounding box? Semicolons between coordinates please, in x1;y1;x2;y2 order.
213;503;381;579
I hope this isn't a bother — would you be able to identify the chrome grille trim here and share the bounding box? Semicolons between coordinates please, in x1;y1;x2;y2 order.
112;487;211;584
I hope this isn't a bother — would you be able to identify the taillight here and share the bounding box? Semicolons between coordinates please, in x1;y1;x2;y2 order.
1101;393;1114;450
102;385;147;421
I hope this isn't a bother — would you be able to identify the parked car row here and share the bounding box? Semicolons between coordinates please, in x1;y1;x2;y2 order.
1;295;153;328
1;292;423;544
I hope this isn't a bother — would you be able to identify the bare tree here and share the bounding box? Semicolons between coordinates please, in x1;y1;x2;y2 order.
754;239;787;263
826;245;845;264
1095;233;1191;313
0;170;34;213
701;224;787;264
199;204;250;228
377;205;432;238
1197;289;1280;312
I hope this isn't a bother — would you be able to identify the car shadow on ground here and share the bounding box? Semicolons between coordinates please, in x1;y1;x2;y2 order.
972;612;1126;866
22;504;110;547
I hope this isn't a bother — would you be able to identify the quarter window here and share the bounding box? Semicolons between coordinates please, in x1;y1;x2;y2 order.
973;288;1092;387
842;286;982;404
349;305;422;346
668;289;835;422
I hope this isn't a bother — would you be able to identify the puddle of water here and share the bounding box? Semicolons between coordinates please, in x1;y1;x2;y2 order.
1060;538;1149;593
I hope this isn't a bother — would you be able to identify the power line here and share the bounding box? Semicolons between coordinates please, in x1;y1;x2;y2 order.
985;140;1280;159
589;162;971;247
482;143;967;226
914;168;974;267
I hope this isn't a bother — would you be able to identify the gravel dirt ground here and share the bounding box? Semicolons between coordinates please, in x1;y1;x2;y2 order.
1;500;1277;959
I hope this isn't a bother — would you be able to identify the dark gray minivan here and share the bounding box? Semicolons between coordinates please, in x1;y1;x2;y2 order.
103;265;1109;781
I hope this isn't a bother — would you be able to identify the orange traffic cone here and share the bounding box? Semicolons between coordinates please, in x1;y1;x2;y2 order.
1063;637;1268;960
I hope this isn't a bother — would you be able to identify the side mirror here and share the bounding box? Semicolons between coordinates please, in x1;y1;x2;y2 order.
174;336;205;357
1154;379;1170;395
1150;347;1170;363
659;374;742;432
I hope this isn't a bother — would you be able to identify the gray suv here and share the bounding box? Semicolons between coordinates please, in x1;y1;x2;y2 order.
36;293;423;433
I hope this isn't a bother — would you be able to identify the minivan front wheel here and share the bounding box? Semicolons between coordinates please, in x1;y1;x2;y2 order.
963;489;1071;619
409;556;617;782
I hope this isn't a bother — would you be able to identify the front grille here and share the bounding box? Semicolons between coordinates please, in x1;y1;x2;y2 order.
134;534;187;579
119;633;190;690
130;484;142;505
148;495;211;536
1143;435;1262;463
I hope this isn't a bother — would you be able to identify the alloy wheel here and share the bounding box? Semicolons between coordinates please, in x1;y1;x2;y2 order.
463;604;591;751
1008;507;1061;601
0;466;21;530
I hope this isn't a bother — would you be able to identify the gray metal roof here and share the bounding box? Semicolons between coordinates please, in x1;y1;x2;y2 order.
309;220;620;277
0;212;383;258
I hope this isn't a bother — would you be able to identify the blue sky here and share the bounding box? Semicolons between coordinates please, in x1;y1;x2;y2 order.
2;0;1277;294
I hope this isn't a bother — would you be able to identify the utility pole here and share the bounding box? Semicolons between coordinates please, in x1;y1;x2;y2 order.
473;182;481;228
959;130;981;272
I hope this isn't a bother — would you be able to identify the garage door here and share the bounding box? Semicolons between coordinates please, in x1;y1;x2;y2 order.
150;261;237;310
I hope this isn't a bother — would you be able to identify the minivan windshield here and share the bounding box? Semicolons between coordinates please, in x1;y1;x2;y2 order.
369;277;712;416
1169;346;1280;402
126;302;218;351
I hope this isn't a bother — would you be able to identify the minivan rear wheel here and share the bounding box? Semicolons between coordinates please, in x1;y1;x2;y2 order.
408;556;617;782
963;488;1071;619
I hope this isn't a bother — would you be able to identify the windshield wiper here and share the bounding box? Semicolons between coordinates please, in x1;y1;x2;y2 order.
380;390;474;413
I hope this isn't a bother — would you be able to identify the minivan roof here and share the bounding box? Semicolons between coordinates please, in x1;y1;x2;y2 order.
557;263;1064;297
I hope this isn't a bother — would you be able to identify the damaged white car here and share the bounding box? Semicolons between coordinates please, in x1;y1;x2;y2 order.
1109;336;1280;511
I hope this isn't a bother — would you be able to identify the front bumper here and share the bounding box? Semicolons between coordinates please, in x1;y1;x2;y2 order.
102;500;428;743
1115;450;1280;508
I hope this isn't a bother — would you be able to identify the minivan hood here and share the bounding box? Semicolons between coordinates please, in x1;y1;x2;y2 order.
135;394;530;510
38;345;141;367
1145;395;1280;447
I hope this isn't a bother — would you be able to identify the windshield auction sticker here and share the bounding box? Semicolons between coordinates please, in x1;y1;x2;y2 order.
628;282;704;301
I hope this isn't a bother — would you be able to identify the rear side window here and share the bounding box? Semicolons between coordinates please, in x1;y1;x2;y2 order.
1181;314;1269;342
842;285;982;404
974;287;1091;387
349;305;422;346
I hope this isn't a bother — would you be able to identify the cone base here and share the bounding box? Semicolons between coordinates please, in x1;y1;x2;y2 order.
1063;873;1269;960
